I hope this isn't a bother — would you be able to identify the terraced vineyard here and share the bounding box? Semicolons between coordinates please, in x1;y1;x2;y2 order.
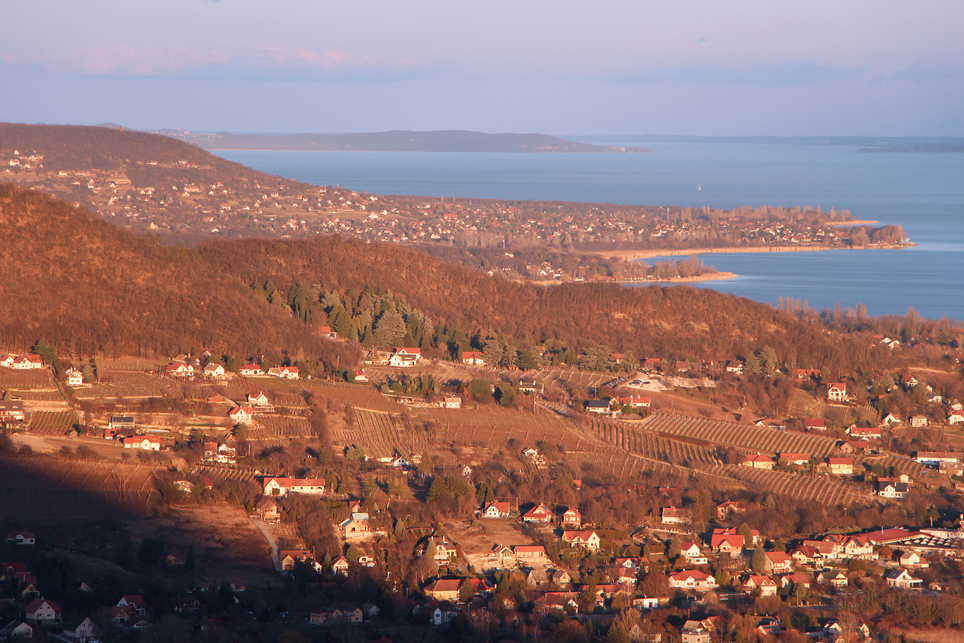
308;382;409;413
0;456;157;520
271;391;308;408
425;404;601;453
0;367;54;389
861;454;927;481
16;390;64;402
579;412;869;506
589;418;723;468
74;370;186;400
708;463;863;506
29;410;79;435
640;413;837;457
542;367;611;393
341;409;407;457
192;464;258;484
256;414;313;438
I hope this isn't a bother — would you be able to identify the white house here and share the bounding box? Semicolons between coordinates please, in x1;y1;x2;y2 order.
13;355;44;370
239;363;264;376
203;363;226;379
679;541;708;565
461;351;485;366
885;569;922;590
389;348;421;367
876;480;909;499
562;530;600;552
916;451;963;467
482;502;512;519
668;570;716;592
164;361;194;378
742;575;777;597
267;365;299;379
442;396;462;409
229;405;253;424
661;506;690;525
827;382;847;402
263;477;326;496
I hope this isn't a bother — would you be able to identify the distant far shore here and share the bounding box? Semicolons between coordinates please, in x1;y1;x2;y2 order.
528;271;737;286
187;130;654;154
582;242;914;261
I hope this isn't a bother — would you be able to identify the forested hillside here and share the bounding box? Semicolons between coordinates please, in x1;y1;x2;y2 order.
0;183;356;366
197;236;868;372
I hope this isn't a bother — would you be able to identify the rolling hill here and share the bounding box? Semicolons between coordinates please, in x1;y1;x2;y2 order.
0;183;356;366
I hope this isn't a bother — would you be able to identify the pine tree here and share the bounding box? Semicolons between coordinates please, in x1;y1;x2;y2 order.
752;546;766;573
373;308;406;346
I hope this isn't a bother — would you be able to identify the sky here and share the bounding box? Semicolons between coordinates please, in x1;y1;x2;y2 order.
2;1;963;136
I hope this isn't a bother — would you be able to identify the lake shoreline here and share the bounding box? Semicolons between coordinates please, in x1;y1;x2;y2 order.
582;242;914;261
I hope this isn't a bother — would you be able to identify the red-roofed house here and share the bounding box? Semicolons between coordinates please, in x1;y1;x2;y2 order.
513;545;546;558
165;362;194;378
229;405;253;424
615;396;651;408
267;365;299;379
764;551;792;574
742;575;777;597
239;363;264;376
668;570;717;592
716;500;747;520
64;616;98;643
679;541;708;565
562;507;582;527
742;454;774;470
849;426;882;440
117;595;147;615
779;453;811;467
25;598;61;624
425;578;462;602
13;355;44;370
461;351;485;366
827;457;853;475
562;530;600;552
710;533;746;557
521;503;552;524
123;436;161;451
482;501;511;519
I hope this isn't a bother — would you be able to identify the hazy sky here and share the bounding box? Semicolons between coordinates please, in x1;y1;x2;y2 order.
2;1;962;136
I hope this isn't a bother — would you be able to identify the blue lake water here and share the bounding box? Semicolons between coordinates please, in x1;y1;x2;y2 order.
215;143;964;321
